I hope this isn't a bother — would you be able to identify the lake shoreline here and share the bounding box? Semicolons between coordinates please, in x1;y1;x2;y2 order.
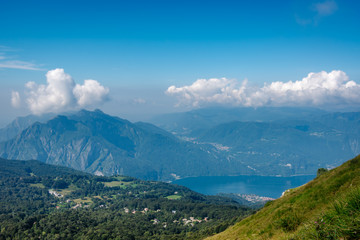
172;175;316;199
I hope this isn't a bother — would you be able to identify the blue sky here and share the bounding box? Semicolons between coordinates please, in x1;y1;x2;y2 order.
0;0;360;126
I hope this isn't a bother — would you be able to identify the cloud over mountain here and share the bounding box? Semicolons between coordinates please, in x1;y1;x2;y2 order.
73;79;109;107
11;91;21;108
166;70;360;108
15;68;109;115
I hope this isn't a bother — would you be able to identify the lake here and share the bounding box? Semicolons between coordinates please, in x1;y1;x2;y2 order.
172;175;316;199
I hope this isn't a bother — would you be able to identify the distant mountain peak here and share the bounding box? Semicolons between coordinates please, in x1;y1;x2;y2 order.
76;108;105;116
0;109;222;181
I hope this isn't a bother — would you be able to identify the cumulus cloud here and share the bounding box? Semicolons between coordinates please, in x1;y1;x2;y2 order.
166;70;360;108
166;78;248;107
11;91;21;108
18;68;109;115
73;80;109;107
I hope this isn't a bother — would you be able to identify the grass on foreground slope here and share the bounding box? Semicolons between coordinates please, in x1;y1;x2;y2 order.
206;154;360;240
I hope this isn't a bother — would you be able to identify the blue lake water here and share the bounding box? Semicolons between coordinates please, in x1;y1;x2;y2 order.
172;175;316;199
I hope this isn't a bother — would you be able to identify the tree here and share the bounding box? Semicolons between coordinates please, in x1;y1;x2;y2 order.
317;168;328;177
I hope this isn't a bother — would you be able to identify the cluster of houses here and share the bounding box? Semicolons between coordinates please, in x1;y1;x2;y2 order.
72;203;85;209
123;207;162;214
181;217;208;226
48;190;63;198
54;197;94;210
123;207;209;227
239;193;275;203
154;216;209;227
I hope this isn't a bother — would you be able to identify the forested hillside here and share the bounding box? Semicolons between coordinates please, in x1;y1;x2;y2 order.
0;158;252;239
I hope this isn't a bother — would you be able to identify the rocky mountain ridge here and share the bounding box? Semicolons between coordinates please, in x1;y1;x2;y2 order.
1;108;359;180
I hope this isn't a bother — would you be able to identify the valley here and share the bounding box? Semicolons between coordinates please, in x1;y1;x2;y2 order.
0;158;252;239
2;1;360;238
0;108;359;182
0;107;359;239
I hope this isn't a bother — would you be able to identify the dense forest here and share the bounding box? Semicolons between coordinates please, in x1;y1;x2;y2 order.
0;158;253;239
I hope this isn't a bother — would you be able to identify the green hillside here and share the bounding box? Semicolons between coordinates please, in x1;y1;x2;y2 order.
206;154;360;240
0;158;252;239
0;158;88;178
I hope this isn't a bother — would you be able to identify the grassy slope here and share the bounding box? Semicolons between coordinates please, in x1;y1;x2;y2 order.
206;154;360;240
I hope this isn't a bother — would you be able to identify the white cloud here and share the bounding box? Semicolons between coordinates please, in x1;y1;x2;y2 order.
11;91;21;108
314;0;337;16
0;46;42;71
73;79;109;107
0;60;42;71
166;70;360;108
19;68;109;115
166;78;248;107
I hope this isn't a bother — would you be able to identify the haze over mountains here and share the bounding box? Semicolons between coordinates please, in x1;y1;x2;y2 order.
150;107;328;136
0;113;56;143
0;110;222;181
151;107;360;175
0;107;359;181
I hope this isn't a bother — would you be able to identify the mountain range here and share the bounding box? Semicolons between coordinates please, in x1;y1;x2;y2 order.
0;107;359;180
196;114;360;175
152;107;360;176
0;113;55;143
0;110;226;181
150;107;328;136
